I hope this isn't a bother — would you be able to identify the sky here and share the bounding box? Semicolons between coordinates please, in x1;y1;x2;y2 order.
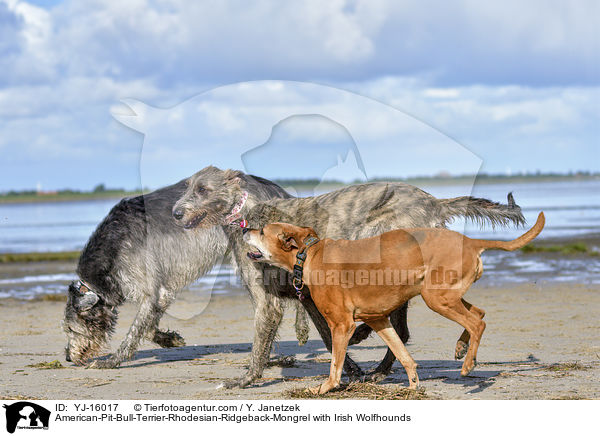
0;0;598;191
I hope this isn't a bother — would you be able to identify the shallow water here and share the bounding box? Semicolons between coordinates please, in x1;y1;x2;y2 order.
0;180;598;299
1;180;599;253
0;199;117;253
0;262;244;300
420;180;600;240
1;250;598;300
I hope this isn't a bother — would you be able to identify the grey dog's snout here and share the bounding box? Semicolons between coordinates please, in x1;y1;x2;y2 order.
172;208;184;220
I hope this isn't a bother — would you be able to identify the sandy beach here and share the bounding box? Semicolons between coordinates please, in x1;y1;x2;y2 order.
1;266;598;400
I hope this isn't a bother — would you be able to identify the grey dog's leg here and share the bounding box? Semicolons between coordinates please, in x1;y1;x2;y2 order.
225;292;284;388
145;290;185;348
349;323;374;345
89;298;160;369
148;307;186;348
350;303;410;346
294;301;309;346
224;255;287;388
394;302;410;344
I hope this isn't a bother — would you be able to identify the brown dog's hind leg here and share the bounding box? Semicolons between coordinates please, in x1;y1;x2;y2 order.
310;320;356;395
455;299;485;360
366;318;419;389
422;289;486;376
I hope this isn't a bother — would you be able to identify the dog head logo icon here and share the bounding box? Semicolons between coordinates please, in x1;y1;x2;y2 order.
3;402;50;433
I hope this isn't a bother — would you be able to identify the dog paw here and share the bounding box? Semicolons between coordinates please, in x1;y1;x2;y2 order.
363;370;388;384
455;340;469;360
296;331;309;347
347;370;366;383
87;356;120;369
408;375;420;390
266;355;296;368
154;330;186;348
222;376;255;389
307;385;323;395
460;359;477;376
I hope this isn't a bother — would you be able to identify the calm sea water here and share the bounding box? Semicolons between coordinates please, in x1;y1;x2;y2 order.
0;199;117;253
1;180;599;253
1;180;598;298
424;180;600;240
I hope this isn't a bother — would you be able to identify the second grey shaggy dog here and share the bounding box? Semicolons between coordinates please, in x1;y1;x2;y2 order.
172;166;525;387
63;171;293;373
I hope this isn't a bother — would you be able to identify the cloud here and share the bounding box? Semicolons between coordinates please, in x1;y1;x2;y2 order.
110;81;483;188
2;0;598;87
0;1;22;57
0;0;597;190
342;77;599;170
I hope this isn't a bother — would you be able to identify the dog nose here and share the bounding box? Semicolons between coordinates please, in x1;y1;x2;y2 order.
172;208;184;220
242;227;249;235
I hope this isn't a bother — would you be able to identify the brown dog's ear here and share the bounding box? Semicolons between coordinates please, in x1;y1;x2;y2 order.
279;232;299;251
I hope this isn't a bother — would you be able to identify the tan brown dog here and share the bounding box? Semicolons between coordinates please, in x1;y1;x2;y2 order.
243;212;544;394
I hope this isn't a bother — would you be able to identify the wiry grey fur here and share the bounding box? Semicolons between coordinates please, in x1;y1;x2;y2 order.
172;168;525;386
63;177;230;367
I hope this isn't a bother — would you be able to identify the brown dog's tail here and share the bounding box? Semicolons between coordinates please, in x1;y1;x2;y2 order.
474;212;545;252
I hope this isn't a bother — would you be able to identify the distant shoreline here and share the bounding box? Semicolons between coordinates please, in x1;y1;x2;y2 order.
0;251;81;263
0;190;140;205
1;173;598;204
276;173;600;190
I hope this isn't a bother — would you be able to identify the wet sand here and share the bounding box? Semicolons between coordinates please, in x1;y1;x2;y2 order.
1;281;598;400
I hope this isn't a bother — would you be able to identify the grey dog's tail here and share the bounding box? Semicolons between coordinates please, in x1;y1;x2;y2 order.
438;192;526;228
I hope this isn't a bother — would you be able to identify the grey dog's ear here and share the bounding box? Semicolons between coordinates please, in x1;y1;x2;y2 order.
75;292;99;312
223;169;243;186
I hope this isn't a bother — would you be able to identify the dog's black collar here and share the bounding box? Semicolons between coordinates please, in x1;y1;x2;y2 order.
292;235;320;300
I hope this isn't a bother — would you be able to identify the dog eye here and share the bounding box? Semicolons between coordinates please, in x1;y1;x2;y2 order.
196;186;206;194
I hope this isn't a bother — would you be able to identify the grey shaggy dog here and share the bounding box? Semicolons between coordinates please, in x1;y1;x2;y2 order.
172;166;525;387
63;169;292;374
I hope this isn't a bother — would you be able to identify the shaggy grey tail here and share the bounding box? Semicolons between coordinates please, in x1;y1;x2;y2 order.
439;192;526;228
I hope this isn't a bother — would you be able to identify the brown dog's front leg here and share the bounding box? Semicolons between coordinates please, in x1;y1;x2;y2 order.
301;296;364;379
310;321;356;395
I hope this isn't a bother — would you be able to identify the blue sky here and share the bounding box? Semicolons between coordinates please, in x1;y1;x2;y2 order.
0;0;598;191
